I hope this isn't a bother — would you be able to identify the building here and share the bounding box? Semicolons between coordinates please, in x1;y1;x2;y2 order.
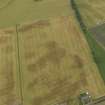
79;92;92;105
79;92;105;105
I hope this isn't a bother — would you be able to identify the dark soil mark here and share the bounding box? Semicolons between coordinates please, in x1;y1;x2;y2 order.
24;51;35;60
72;54;84;68
0;0;15;11
31;80;82;105
4;94;16;105
27;41;66;72
0;61;15;104
27;41;86;90
1;45;14;54
34;0;43;2
79;72;87;86
45;41;58;50
0;66;14;95
3;29;15;34
18;20;50;32
27;41;66;90
28;73;71;90
0;35;11;44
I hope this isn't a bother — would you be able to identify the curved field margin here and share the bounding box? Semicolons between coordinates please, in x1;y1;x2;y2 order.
0;0;14;10
0;15;105;105
0;0;71;28
71;0;105;82
16;16;105;105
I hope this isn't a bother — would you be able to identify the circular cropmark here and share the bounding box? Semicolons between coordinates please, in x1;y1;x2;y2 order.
0;0;13;9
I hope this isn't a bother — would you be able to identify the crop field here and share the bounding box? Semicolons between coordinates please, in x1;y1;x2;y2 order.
0;0;105;105
0;0;71;28
0;31;21;105
1;16;105;105
76;0;105;28
75;0;105;81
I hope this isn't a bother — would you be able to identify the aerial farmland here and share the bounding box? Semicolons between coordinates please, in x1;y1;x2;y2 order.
0;0;71;28
76;0;105;83
0;0;105;105
76;0;105;28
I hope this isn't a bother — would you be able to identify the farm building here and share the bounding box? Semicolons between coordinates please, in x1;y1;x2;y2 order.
79;92;105;105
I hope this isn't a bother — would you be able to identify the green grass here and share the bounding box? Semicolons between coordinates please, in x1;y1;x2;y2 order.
76;0;105;28
71;0;105;81
0;0;71;28
86;31;105;81
0;0;9;6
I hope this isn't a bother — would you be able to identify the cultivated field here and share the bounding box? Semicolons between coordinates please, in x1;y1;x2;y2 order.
3;16;104;105
0;0;71;28
0;31;21;105
75;0;105;81
76;0;105;28
0;0;105;105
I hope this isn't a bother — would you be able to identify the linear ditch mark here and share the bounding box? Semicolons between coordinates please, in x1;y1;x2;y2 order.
16;24;24;105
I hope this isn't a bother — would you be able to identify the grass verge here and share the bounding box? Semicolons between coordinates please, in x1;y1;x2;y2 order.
71;0;105;81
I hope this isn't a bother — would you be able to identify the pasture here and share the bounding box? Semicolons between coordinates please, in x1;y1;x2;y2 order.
0;0;71;28
90;23;105;47
76;0;105;28
9;16;104;105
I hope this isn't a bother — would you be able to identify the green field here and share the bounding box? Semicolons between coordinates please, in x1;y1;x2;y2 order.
76;0;105;28
73;0;105;81
0;0;71;28
0;0;11;8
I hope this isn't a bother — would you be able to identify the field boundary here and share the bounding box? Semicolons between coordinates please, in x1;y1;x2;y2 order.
71;0;105;81
16;24;24;105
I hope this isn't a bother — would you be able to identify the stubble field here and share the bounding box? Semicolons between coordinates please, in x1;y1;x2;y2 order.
0;0;105;105
1;16;105;105
0;31;21;105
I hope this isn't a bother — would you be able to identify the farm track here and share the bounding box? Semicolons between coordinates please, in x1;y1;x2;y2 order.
15;25;24;105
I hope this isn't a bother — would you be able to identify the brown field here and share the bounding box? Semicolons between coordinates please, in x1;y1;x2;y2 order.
0;15;105;105
0;0;105;105
0;31;21;105
12;16;105;105
76;0;105;28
